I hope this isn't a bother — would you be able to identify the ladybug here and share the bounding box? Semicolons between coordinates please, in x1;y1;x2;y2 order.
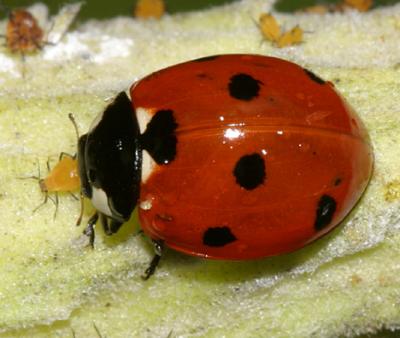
77;54;373;279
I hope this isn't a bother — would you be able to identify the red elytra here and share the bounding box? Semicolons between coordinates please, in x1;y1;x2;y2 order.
131;54;373;259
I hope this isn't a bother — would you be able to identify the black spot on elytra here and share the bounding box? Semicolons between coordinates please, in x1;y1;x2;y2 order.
140;110;178;165
203;226;237;247
314;195;337;230
304;68;326;85
233;153;266;190
228;73;262;101
193;55;220;62
334;177;342;186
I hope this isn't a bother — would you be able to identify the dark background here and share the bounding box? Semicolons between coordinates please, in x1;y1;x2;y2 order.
0;0;399;18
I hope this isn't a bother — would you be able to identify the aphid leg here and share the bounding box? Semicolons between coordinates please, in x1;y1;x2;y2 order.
33;40;43;51
18;158;41;181
34;157;57;217
43;40;56;47
83;212;99;248
68;192;79;200
20;158;56;214
53;193;59;220
32;191;48;213
142;239;164;280
59;151;76;161
46;157;51;172
32;192;57;213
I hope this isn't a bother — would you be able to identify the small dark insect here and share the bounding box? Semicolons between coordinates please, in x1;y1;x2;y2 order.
5;9;45;55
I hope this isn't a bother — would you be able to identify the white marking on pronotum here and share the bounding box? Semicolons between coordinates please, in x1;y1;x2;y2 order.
91;187;112;217
142;149;156;183
136;107;157;183
136;107;152;134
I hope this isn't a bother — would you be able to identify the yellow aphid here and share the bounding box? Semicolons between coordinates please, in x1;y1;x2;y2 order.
258;13;303;48
39;155;80;193
277;26;303;48
258;13;281;42
134;0;165;19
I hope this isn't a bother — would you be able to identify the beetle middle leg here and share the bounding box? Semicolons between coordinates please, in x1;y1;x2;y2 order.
99;214;123;235
142;239;164;280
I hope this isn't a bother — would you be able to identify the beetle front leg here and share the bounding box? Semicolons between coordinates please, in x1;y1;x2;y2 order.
83;212;99;247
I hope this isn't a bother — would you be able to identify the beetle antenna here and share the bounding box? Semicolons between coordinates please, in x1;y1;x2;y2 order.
68;113;84;226
68;113;80;142
75;192;84;226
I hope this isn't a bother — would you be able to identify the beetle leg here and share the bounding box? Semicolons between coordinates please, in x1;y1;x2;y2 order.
83;212;98;248
99;213;110;234
99;214;123;236
109;219;123;234
142;239;164;280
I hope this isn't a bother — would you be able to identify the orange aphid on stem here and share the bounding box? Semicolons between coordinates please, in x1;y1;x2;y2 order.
21;154;80;218
134;0;165;19
39;154;80;194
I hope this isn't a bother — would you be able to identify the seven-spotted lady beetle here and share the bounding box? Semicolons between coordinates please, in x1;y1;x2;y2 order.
77;54;373;278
